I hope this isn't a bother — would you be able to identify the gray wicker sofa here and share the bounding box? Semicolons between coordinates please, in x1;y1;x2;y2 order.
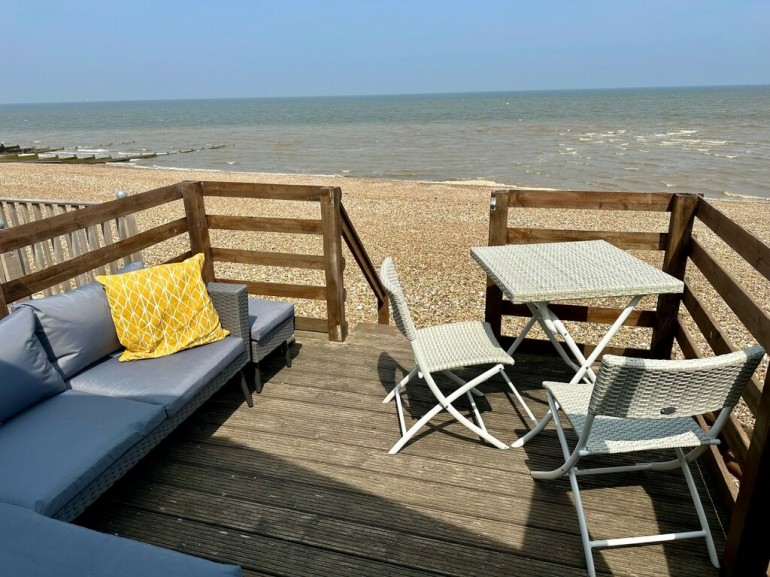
0;278;250;575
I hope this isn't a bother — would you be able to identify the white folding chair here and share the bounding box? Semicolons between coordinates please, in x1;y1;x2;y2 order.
380;257;536;455
527;345;765;576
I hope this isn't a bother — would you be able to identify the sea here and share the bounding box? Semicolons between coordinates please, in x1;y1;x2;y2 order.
2;85;769;200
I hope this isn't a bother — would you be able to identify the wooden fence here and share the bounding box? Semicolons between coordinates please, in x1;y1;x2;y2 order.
0;195;141;296
0;181;387;341
483;189;770;577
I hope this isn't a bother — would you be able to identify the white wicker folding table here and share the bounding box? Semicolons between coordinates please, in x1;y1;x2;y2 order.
471;240;684;445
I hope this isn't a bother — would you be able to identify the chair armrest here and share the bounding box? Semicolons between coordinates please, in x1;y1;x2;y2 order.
207;282;249;354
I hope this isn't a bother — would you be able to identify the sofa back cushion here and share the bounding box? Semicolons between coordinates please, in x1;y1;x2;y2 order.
16;261;144;379
0;308;67;423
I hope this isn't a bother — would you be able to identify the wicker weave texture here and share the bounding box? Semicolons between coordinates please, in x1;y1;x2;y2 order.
471;240;684;303
416;321;514;373
251;317;294;363
589;346;765;419
379;258;417;341
545;381;717;454
208;282;250;356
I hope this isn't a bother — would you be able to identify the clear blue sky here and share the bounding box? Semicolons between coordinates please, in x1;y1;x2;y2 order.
3;0;769;104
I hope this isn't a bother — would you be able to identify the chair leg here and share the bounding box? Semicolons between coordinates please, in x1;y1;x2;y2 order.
239;371;254;407
384;367;418;444
569;468;597;577
284;339;293;367
499;368;537;425
387;365;510;454
383;367;418;403
677;448;720;568
464;390;488;434
254;363;262;394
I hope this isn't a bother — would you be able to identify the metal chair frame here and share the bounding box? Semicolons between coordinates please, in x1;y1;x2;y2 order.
380;257;536;455
527;346;765;576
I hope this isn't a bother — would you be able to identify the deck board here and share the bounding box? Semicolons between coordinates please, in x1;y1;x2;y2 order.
78;324;726;577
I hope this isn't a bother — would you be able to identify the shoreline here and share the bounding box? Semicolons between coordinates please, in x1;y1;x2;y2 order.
96;161;770;203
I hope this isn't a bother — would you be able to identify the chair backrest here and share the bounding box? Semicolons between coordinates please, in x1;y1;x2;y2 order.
379;257;418;341
589;346;765;419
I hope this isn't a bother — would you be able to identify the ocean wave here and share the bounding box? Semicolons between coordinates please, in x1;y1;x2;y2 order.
722;191;770;201
437;178;512;188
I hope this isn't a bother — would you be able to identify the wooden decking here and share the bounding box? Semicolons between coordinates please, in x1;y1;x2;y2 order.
78;324;727;577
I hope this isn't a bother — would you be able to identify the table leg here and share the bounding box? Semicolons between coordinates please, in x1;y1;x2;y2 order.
566;294;643;384
512;294;644;447
536;303;593;383
506;308;540;355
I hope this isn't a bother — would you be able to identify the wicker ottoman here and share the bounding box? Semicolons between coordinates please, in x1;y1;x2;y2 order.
247;298;295;392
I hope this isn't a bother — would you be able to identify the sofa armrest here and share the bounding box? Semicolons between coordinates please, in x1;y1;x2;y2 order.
207;283;249;354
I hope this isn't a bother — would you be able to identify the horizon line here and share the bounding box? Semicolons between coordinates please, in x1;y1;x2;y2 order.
3;83;770;107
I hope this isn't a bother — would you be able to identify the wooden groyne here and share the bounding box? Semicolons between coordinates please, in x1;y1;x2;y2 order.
0;143;226;164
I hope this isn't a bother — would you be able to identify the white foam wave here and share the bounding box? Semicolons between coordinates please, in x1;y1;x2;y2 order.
722;191;770;201
437;179;511;188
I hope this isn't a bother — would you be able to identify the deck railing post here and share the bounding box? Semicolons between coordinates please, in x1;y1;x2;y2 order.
181;181;214;282
320;186;347;342
485;190;509;338
650;193;697;359
722;366;770;576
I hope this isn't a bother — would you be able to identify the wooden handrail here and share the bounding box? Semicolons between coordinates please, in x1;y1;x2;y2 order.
340;203;389;325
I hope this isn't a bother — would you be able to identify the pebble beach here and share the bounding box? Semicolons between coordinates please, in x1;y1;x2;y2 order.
1;162;768;351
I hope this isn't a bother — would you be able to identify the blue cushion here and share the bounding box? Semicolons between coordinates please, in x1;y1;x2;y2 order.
248;298;294;341
0;308;66;423
0;503;243;577
0;390;165;516
15;261;145;379
68;336;245;417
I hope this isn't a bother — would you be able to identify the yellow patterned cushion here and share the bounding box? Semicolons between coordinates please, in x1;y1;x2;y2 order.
96;254;229;361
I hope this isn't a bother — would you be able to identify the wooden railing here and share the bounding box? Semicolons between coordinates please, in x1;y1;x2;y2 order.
0;181;388;342
483;188;770;576
680;198;770;577
0;195;141;296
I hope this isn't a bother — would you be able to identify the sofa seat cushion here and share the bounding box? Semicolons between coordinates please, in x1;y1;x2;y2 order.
248;298;295;341
0;390;165;517
0;308;67;423
0;503;242;577
68;336;245;417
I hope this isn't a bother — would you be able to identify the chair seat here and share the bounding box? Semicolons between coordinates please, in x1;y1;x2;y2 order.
544;381;717;455
248;298;294;341
417;321;514;373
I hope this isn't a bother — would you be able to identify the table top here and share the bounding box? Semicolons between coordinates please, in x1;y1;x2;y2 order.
471;240;684;303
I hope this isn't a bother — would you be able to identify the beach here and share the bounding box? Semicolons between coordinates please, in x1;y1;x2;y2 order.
2;162;769;351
